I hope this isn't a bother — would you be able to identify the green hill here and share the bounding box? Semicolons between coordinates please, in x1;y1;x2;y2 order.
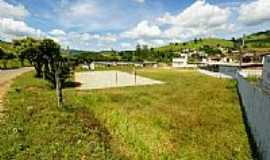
244;30;270;49
155;38;233;53
0;40;15;53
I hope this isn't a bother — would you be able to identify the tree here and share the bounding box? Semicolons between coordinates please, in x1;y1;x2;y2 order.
38;39;70;108
13;37;43;75
0;48;16;69
13;37;39;67
52;57;71;108
0;47;5;59
135;44;142;61
194;38;198;44
22;46;44;77
39;39;61;80
142;45;149;60
0;48;6;68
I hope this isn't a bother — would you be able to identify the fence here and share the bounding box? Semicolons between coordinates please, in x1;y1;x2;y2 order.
219;66;238;78
236;73;270;159
199;64;239;78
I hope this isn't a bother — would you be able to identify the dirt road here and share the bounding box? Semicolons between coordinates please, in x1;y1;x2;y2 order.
0;67;33;119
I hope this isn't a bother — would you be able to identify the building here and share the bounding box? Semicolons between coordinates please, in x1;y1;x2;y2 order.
172;54;188;68
242;53;255;63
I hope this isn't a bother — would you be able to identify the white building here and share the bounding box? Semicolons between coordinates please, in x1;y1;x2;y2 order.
172;54;188;68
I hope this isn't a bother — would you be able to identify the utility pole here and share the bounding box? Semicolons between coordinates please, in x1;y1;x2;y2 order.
239;34;245;70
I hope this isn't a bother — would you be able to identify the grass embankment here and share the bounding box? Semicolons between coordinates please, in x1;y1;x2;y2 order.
0;69;252;159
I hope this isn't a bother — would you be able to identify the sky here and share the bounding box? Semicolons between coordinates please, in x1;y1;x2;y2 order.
1;0;270;51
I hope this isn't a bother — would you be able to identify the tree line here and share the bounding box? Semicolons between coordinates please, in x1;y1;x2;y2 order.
13;37;72;107
73;44;177;65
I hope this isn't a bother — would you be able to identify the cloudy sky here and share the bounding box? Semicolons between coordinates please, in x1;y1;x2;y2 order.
0;0;270;51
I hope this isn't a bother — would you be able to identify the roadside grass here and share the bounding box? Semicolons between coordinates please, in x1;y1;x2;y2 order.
0;69;252;159
245;76;261;85
0;72;124;160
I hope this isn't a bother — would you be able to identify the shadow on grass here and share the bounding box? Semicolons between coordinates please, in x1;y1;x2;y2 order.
237;85;261;160
0;66;20;70
64;81;82;88
60;105;127;159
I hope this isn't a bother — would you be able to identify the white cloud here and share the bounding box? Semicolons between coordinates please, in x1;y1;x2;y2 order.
158;0;232;39
49;29;66;37
238;0;270;25
0;18;44;40
0;0;29;20
158;0;230;28
50;31;119;51
120;42;133;50
122;20;161;39
73;33;117;42
0;0;43;41
135;38;169;48
67;3;97;17
133;0;144;4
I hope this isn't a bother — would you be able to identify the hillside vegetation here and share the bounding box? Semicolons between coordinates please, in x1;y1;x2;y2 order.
155;38;233;53
0;40;15;53
244;30;270;49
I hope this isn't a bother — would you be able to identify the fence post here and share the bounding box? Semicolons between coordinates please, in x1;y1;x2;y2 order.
55;69;63;108
115;71;118;86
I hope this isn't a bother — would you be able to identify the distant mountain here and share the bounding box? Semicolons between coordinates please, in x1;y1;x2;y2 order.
68;49;91;55
246;30;270;40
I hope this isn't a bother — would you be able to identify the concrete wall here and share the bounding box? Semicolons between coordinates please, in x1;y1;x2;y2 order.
237;73;270;159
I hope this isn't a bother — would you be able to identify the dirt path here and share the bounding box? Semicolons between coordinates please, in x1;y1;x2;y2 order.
0;67;33;119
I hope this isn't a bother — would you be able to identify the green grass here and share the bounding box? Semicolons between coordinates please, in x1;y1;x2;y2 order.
245;76;260;85
0;69;252;159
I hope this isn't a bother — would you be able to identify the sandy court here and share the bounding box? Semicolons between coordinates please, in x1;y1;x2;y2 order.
75;71;164;90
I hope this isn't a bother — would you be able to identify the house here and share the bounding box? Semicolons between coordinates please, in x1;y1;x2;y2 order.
172;54;188;68
142;61;158;68
207;55;222;63
242;53;255;63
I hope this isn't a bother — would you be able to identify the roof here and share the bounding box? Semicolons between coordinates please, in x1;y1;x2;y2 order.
243;53;254;57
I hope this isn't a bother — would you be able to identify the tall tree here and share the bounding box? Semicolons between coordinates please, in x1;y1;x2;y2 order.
39;39;70;108
39;39;61;80
0;48;16;69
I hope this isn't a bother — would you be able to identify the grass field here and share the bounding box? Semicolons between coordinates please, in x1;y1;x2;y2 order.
0;69;252;159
